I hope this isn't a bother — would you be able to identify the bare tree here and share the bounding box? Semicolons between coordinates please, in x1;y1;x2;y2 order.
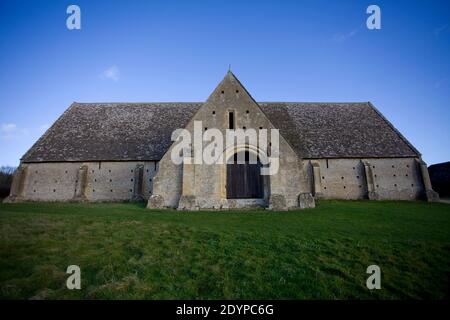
0;166;16;199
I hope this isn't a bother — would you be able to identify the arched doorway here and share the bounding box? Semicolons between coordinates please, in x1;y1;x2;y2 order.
226;151;264;199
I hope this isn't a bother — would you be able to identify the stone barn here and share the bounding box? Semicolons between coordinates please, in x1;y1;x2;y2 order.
5;72;439;210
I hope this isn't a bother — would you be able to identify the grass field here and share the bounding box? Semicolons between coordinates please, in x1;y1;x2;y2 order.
0;200;449;300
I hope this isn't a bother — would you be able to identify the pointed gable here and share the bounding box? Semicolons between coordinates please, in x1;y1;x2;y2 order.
185;71;287;139
20;73;420;163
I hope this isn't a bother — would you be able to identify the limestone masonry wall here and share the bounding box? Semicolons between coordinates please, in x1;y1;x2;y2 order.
6;157;431;205
147;70;309;210
10;161;158;202
304;157;424;200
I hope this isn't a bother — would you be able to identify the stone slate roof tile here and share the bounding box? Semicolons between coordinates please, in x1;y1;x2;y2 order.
21;101;419;162
260;102;419;158
22;103;201;162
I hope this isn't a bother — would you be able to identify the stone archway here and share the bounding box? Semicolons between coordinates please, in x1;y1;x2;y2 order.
220;145;270;202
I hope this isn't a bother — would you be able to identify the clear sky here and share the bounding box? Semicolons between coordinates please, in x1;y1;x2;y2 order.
0;0;449;166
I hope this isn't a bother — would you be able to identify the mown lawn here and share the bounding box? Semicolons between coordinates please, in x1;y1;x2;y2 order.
0;200;449;300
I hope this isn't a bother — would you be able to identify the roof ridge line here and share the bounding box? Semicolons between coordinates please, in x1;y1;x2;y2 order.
74;102;204;105
258;102;370;105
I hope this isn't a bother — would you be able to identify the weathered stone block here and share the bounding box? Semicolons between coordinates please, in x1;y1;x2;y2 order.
147;194;165;209
425;189;440;202
268;194;287;211
299;193;315;209
177;195;199;211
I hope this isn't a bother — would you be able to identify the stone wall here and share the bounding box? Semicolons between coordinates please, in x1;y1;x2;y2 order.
5;156;433;205
304;157;425;200
148;71;309;210
7;161;157;202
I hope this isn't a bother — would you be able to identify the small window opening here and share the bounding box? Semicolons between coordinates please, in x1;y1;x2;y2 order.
229;111;235;129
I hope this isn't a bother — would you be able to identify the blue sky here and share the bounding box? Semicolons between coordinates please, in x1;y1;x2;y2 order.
0;0;449;166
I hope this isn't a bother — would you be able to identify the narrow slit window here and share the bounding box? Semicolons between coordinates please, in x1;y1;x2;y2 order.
229;111;235;129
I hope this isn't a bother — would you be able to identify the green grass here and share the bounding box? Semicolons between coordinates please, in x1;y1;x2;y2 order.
0;200;449;299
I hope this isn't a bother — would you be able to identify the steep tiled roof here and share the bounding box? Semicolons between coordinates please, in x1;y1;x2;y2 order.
260;102;419;158
22;103;201;162
21;101;419;162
